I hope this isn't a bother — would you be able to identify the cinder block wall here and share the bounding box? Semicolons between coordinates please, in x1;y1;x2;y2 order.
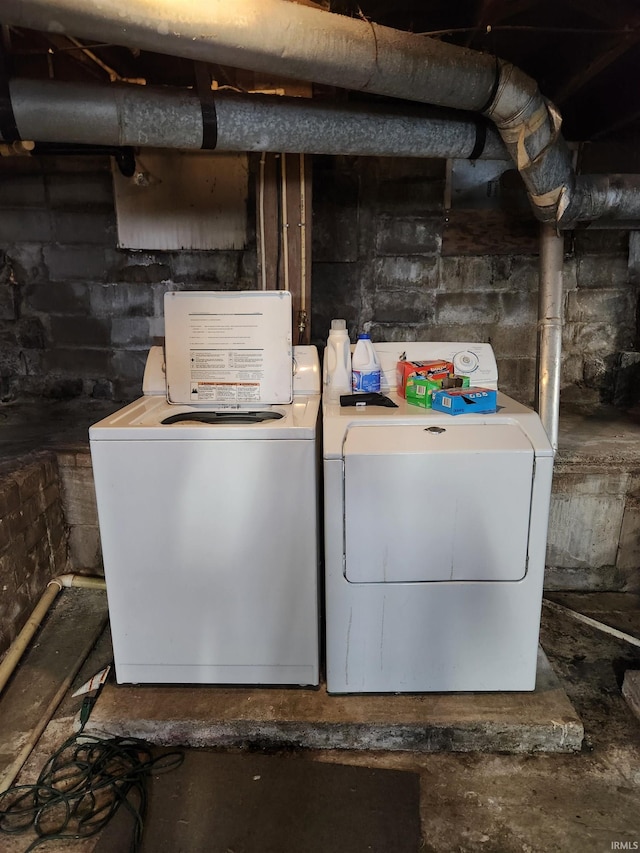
0;152;637;406
0;155;255;403
311;156;638;405
56;451;102;574
0;453;68;657
546;462;640;593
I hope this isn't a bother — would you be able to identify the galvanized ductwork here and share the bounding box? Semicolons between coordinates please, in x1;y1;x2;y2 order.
563;174;640;223
0;0;624;227
536;225;565;451
6;78;508;160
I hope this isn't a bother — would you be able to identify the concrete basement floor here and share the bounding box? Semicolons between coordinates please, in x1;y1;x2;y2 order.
0;589;639;852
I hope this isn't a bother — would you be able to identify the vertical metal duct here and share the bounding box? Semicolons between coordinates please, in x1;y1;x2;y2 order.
536;225;564;451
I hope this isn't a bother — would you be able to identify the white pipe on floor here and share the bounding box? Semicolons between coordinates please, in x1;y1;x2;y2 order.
0;662;81;793
0;573;106;696
0;573;107;794
543;600;640;649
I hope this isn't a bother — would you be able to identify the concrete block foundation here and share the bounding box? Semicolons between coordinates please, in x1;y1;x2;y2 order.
546;409;640;592
0;452;69;657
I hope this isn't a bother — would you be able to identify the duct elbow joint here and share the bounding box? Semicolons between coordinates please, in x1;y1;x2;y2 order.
483;60;539;129
483;60;575;228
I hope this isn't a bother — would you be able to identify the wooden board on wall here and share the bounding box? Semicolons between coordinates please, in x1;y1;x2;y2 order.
113;150;248;251
442;209;539;256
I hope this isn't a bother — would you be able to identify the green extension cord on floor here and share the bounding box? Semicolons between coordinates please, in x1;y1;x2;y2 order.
0;731;184;852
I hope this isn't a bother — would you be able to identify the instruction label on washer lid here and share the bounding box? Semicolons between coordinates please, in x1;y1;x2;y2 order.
189;328;265;403
164;291;293;405
190;380;261;403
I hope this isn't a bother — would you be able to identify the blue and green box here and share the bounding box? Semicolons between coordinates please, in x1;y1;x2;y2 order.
405;375;469;409
431;387;497;415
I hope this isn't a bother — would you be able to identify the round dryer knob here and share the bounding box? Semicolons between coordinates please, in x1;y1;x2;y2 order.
453;350;480;374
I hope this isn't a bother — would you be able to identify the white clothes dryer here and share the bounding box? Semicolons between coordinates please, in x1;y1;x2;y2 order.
323;342;554;693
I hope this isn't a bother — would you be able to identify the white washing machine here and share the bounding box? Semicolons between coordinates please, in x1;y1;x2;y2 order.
323;342;554;693
90;291;320;686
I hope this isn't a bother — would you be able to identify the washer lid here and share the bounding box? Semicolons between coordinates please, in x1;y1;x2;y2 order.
343;422;534;583
89;394;319;440
164;290;293;406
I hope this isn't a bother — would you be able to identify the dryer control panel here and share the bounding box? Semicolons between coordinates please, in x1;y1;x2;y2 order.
371;341;499;391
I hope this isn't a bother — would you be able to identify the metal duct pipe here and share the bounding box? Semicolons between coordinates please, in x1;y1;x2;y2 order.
3;0;640;225
1;1;499;108
560;174;640;225
536;224;564;451
483;62;574;227
0;0;575;224
216;92;510;161
6;78;509;159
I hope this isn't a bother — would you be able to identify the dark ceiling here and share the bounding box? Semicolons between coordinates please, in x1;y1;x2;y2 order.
4;0;640;144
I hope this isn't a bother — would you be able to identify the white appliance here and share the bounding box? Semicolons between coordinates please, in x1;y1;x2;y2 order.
323;342;554;693
90;291;320;686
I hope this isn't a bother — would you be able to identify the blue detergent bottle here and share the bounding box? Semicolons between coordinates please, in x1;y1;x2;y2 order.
352;334;381;392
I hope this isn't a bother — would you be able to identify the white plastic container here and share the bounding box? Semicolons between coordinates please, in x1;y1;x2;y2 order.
352;334;381;393
325;319;352;397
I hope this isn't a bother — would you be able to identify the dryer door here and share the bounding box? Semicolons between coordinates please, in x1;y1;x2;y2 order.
343;423;534;583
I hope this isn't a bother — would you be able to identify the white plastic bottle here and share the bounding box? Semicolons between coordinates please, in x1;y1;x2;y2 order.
325;319;352;397
352;333;381;393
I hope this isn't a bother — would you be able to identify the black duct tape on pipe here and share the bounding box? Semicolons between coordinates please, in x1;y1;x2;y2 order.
479;55;502;116
469;121;487;161
200;95;218;149
0;54;20;143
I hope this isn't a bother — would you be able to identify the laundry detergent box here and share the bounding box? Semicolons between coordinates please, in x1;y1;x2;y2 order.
396;359;453;398
405;374;470;409
431;387;497;415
